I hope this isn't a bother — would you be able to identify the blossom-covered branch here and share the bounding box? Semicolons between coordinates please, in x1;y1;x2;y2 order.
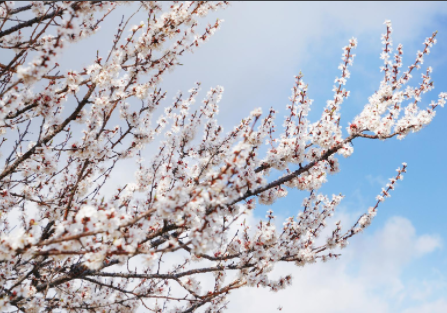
0;2;445;312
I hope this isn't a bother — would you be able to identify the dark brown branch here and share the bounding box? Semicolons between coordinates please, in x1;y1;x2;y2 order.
230;134;357;205
0;6;65;38
8;4;33;15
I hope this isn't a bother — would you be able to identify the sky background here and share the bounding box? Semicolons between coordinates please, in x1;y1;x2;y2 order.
221;3;447;312
162;3;447;312
6;2;447;312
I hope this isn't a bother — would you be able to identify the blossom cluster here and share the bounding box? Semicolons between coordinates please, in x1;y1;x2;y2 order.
0;2;444;312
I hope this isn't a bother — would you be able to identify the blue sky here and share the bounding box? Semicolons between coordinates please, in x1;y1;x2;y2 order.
160;2;447;312
6;2;447;312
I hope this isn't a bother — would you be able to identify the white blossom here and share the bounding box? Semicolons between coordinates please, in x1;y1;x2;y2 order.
0;6;442;312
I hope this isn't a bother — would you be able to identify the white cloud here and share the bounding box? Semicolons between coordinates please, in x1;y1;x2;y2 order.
225;216;442;313
415;234;443;256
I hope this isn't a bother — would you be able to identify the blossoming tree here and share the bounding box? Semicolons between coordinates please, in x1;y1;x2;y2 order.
0;1;444;312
